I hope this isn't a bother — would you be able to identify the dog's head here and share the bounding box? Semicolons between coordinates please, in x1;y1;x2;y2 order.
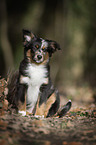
23;29;61;64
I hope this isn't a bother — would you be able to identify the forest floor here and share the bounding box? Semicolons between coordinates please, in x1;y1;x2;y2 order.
0;78;96;145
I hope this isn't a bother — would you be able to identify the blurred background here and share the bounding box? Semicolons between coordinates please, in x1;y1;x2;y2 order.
0;0;96;100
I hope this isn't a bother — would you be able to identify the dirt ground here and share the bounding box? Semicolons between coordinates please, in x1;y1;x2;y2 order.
0;78;96;145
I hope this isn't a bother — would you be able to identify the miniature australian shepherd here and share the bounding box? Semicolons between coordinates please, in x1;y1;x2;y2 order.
7;29;71;117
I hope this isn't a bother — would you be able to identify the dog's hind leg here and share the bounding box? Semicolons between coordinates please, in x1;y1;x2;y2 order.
57;100;72;118
46;90;60;117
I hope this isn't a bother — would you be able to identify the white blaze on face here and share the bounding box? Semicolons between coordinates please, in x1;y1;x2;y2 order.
32;39;48;63
41;39;48;49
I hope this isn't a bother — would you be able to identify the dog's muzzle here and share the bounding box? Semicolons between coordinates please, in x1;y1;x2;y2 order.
37;55;42;60
33;52;44;63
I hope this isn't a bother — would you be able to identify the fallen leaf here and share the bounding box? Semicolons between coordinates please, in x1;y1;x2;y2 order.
0;120;7;130
68;142;83;145
0;140;7;145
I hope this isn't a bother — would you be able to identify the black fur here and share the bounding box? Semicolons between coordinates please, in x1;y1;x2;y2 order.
7;72;26;108
46;40;61;57
57;101;72;118
46;89;60;117
39;80;55;106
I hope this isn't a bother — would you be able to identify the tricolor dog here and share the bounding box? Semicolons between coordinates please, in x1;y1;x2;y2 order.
7;30;71;117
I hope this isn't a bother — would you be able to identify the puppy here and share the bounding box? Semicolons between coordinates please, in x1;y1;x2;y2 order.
7;29;71;117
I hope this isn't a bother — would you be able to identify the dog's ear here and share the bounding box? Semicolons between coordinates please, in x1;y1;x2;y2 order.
22;29;35;46
46;40;61;57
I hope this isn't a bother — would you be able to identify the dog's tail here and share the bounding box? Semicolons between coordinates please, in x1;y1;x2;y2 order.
57;100;72;118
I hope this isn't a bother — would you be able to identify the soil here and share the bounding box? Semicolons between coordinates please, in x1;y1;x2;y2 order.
0;78;96;145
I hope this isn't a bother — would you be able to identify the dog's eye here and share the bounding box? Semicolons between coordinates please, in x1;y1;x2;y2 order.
35;45;39;48
42;46;45;50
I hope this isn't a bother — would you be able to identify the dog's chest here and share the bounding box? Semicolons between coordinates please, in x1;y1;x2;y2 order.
25;63;48;109
26;63;48;86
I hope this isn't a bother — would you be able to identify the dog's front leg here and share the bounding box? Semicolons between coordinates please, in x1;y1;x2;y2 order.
18;92;26;116
20;75;30;84
17;75;28;116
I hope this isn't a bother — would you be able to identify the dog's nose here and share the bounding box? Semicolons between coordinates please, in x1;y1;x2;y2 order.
37;55;42;60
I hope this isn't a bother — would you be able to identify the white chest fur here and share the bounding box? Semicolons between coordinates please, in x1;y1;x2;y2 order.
20;63;48;113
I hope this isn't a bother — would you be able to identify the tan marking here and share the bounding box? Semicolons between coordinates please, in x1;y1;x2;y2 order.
19;75;24;84
35;103;46;116
18;93;26;112
44;93;56;117
35;93;56;117
36;44;39;48
26;49;32;60
41;52;49;65
35;96;45;116
42;46;45;50
28;52;49;66
26;49;35;63
26;111;33;115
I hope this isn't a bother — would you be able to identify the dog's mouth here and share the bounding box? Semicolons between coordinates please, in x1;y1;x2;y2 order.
33;54;44;63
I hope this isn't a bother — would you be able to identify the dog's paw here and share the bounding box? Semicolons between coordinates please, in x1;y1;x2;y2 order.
18;110;26;116
34;115;44;118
